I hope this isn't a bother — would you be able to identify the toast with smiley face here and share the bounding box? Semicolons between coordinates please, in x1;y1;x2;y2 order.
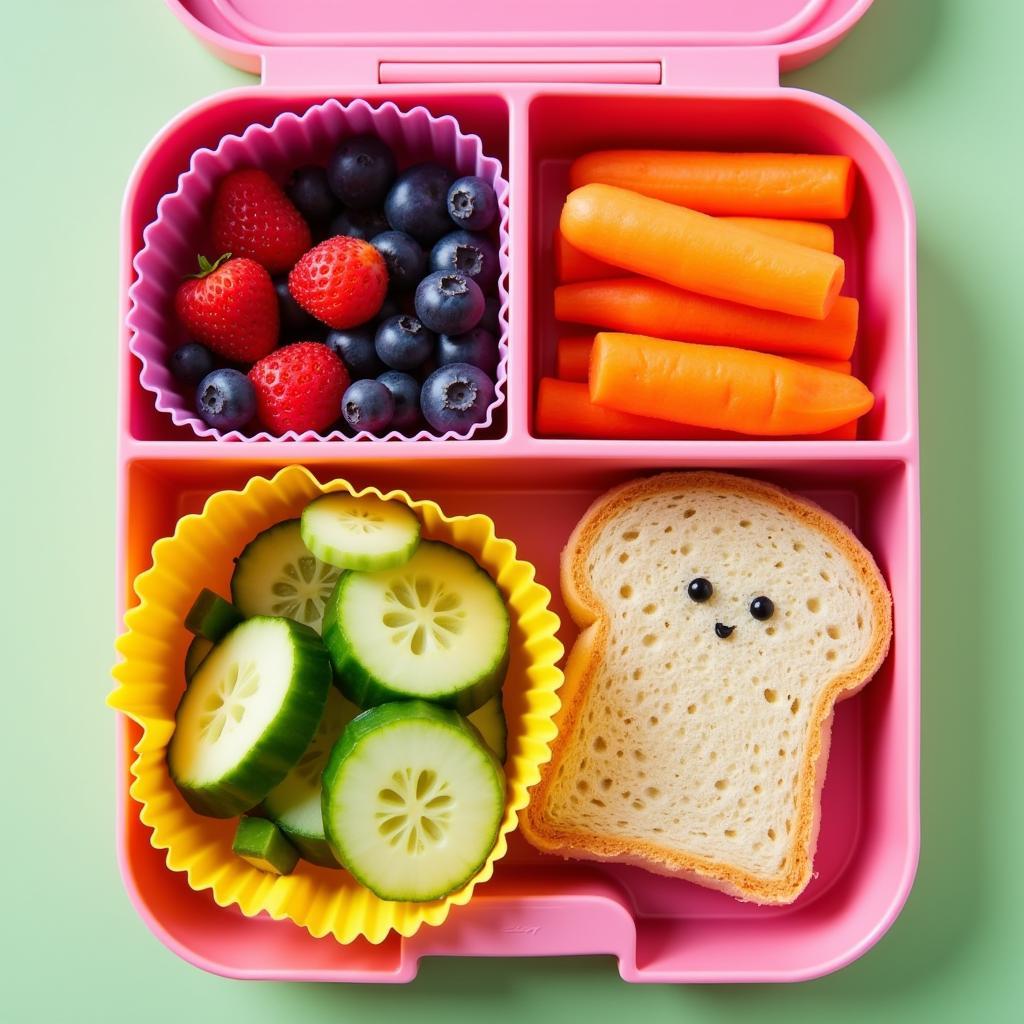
524;472;892;904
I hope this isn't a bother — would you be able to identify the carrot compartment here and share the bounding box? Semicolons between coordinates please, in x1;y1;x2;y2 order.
569;150;856;219
555;277;858;360
561;185;845;319
589;333;873;436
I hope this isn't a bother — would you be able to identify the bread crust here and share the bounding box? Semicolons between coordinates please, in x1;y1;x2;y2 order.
522;471;892;904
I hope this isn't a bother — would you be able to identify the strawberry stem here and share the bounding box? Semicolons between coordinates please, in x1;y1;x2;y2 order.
189;252;233;280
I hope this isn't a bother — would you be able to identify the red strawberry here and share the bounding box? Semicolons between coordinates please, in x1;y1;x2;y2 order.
288;236;388;329
248;342;350;435
174;254;278;363
211;169;312;274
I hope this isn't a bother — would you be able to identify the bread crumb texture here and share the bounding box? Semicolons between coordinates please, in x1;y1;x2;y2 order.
526;472;891;904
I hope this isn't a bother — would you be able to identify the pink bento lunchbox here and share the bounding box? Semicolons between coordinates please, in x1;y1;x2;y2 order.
116;0;919;983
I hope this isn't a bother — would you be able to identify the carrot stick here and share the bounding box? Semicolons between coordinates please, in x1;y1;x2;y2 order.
589;333;873;436
555;278;857;360
569;151;855;219
561;185;844;319
557;335;851;382
555;217;833;284
538;378;858;440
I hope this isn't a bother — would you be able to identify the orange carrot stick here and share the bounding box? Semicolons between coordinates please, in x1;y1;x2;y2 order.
589;333;873;436
561;185;844;319
569;151;855;219
555;278;857;360
555;217;833;284
557;335;851;381
538;378;858;440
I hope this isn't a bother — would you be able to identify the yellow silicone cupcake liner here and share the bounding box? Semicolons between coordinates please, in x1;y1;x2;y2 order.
110;465;564;944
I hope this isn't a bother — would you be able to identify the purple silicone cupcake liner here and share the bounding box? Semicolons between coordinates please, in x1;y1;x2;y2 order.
127;98;509;442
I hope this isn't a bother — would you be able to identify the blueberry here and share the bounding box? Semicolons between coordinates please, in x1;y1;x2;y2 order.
374;315;436;371
429;230;500;293
325;326;385;379
274;276;318;338
480;295;501;334
170;342;214;386
438;328;499;378
328;207;390;242
195;369;255;431
420;363;495;434
385;163;456;244
341;378;395;434
327;135;396;210
377;370;422;431
447;176;498;231
414;270;484;335
371;231;426;291
285;165;338;224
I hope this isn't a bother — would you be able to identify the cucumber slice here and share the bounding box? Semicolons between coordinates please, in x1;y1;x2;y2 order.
262;686;360;867
232;816;299;875
185;588;244;642
231;519;341;632
322;700;506;901
168;617;331;818
184;635;214;681
468;695;507;763
300;493;421;571
323;541;509;713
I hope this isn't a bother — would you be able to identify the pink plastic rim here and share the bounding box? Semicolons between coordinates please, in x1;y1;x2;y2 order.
127;97;510;442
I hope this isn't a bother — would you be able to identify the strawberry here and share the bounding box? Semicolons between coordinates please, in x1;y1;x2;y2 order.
288;236;388;329
174;254;278;363
211;169;312;274
248;342;350;435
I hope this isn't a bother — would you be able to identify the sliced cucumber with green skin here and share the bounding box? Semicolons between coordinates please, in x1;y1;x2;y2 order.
301;493;421;571
232;816;300;875
168;617;331;818
323;541;509;714
322;700;506;902
184;635;214;681
231;519;342;633
468;695;508;763
185;589;244;642
262;686;360;867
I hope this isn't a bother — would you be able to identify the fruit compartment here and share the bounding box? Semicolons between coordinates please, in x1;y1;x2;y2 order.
123;91;511;443
116;452;917;982
525;89;916;445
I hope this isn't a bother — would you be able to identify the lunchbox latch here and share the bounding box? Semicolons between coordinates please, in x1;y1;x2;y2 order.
378;62;663;85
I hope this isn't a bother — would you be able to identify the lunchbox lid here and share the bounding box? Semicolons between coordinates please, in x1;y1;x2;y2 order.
167;0;873;77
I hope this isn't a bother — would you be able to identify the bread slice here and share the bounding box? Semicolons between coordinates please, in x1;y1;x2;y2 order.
523;472;891;904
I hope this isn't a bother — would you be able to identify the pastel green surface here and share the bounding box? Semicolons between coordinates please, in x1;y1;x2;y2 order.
4;0;1022;1019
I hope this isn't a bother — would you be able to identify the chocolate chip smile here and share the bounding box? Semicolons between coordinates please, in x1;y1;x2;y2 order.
714;622;736;639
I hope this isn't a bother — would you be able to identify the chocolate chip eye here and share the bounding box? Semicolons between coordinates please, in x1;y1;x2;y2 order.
687;577;713;602
749;596;775;621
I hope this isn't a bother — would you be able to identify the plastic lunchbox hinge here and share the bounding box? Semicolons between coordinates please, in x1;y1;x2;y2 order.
261;47;381;89
660;46;780;89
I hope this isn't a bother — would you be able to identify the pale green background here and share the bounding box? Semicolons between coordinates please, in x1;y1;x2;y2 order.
5;0;1021;1019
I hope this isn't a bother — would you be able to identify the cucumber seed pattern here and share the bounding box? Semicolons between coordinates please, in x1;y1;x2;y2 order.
376;767;454;854
382;575;467;655
270;555;340;625
199;661;260;742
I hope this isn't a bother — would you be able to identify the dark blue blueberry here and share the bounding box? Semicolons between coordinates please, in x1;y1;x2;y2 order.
414;270;484;335
341;378;395;434
384;164;456;244
429;230;500;292
169;342;214;386
374;315;436;372
324;326;385;379
195;369;255;431
285;166;338;224
377;371;422;431
438;328;499;378
447;176;498;231
274;276;318;338
328;207;390;242
370;231;426;291
480;295;501;334
420;363;495;434
327;135;396;210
